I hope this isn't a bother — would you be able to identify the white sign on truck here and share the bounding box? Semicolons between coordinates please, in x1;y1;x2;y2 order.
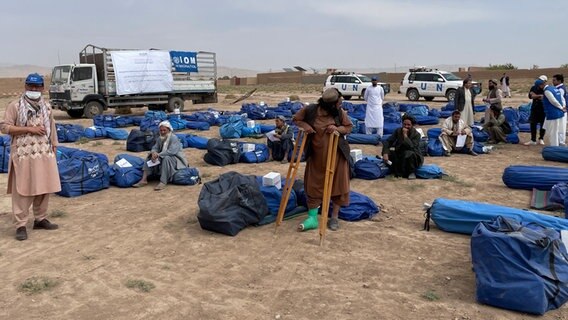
111;50;174;95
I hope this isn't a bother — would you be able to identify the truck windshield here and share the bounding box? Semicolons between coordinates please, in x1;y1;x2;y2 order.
440;72;461;81
51;66;71;84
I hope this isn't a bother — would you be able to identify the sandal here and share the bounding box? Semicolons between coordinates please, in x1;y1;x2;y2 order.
327;217;339;231
154;183;167;191
132;181;148;188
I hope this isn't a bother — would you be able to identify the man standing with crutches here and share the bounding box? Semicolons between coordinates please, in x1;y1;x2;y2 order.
292;88;353;232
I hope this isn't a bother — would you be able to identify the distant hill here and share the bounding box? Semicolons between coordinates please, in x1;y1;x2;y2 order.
0;64;52;78
0;63;261;79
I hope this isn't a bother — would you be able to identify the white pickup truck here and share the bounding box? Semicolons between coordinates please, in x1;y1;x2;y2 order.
49;44;218;118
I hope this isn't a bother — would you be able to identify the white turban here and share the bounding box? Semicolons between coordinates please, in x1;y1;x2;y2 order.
159;120;174;132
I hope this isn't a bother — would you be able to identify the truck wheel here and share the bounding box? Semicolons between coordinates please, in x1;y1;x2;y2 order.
66;109;84;119
167;97;184;112
343;95;352;100
359;89;366;100
424;96;434;101
83;101;103;119
407;88;419;101
446;89;457;102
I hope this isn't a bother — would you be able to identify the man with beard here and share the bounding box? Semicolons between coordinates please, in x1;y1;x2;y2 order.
293;88;353;231
363;76;385;136
0;73;60;241
133;120;189;191
382;114;424;180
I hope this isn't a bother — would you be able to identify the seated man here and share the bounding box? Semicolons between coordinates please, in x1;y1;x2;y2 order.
483;105;511;144
440;110;478;156
382;114;424;180
267;115;294;164
133;120;189;191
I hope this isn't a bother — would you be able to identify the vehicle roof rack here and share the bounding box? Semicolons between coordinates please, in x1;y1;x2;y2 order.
330;70;355;75
409;67;436;72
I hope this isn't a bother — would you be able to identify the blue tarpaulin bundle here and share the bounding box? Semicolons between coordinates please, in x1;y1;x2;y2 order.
346;133;381;145
105;128;129;140
473;105;487;113
259;124;276;133
383;122;401;135
172;167;201;185
331;191;380;221
185;121;211;131
471;216;568;315
182;111;218;126
84;126;107;139
57;151;110;197
241;103;267;120
439;110;453;118
416;164;444;179
186;135;209;149
414;115;439;125
93;115;133;128
0;146;9;173
239;143;269;163
503;165;568;190
405;104;429;117
219;115;245;138
427;128;442;140
542;146;568;163
441;102;455;111
241;125;262;137
56;123;84;143
109;154;144;188
425;198;568;235
167;116;189;130
354;156;390;180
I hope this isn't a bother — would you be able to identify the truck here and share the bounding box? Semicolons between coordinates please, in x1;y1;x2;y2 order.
49;44;218;118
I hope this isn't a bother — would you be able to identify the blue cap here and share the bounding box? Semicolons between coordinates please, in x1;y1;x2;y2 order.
534;79;545;86
371;76;378;81
25;73;44;85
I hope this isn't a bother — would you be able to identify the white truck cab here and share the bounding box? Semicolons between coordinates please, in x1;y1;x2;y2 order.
323;71;390;100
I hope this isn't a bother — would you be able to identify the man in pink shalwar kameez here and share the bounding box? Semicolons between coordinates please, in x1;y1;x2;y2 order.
1;73;61;240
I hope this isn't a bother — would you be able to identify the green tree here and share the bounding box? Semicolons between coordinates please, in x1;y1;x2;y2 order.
487;63;518;70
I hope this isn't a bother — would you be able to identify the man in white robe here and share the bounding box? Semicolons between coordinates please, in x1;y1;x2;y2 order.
363;76;385;136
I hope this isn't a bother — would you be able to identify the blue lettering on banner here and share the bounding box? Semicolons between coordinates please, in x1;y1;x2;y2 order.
352;84;358;91
436;84;443;91
169;51;198;72
420;83;427;90
341;84;348;90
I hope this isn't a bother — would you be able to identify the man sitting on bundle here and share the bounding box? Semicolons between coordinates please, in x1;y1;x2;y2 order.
267;115;294;164
440;110;478;156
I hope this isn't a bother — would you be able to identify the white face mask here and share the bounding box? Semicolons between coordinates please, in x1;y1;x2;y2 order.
25;91;42;100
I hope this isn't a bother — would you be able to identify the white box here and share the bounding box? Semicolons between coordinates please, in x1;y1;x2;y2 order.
242;143;256;152
246;120;256;128
263;172;282;190
350;149;363;163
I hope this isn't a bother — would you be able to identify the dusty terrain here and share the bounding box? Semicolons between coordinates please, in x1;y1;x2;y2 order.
0;79;567;320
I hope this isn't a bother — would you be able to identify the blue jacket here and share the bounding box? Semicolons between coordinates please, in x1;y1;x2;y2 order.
543;85;564;120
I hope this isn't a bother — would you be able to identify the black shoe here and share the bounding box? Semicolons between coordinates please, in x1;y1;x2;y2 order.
15;227;27;241
33;219;59;230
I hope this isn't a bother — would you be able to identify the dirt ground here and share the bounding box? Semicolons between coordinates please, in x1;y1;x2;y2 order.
0;81;567;320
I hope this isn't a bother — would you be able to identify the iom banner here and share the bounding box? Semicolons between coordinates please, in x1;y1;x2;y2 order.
170;51;198;72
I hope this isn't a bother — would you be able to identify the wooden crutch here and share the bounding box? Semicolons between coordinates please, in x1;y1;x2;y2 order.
319;131;340;246
274;129;307;232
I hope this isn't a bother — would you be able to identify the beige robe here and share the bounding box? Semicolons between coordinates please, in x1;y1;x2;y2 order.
294;107;352;208
2;97;61;196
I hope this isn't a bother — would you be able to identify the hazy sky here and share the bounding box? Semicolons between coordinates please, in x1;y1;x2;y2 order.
2;0;567;71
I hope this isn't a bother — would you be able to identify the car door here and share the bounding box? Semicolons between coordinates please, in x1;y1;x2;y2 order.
431;74;445;96
414;73;430;95
70;66;96;102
